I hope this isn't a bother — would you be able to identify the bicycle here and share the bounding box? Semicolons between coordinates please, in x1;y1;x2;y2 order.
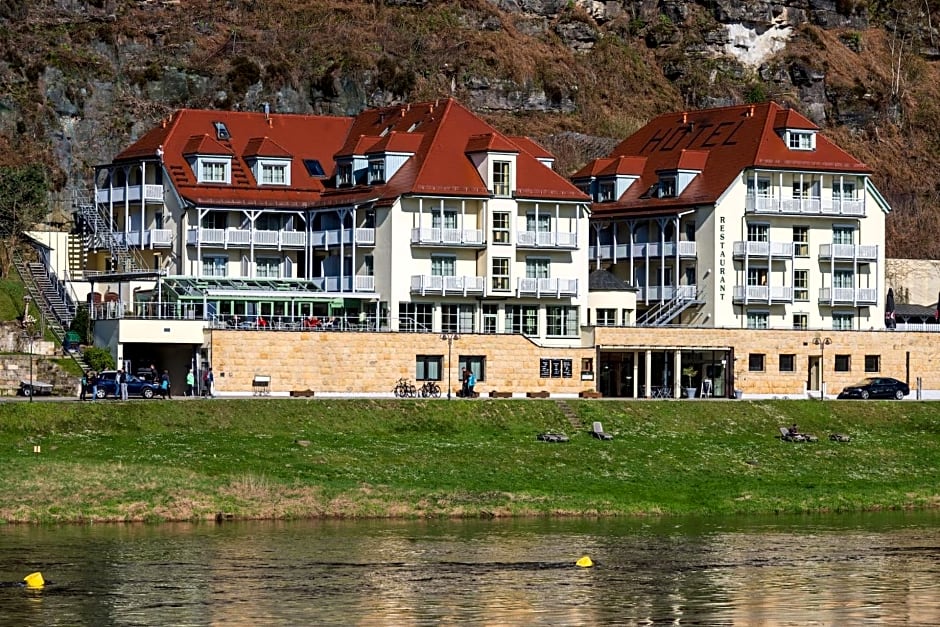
393;377;417;398
419;380;441;398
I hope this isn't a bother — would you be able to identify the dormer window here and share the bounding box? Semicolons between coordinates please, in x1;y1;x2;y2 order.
492;161;511;197
369;159;385;184
658;176;677;198
787;130;815;151
337;163;353;187
213;121;231;141
259;162;288;185
598;182;615;202
198;159;230;184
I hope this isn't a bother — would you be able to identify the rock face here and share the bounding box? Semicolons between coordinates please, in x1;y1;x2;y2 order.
0;0;932;255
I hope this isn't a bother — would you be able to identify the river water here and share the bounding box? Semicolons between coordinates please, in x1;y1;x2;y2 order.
2;512;940;625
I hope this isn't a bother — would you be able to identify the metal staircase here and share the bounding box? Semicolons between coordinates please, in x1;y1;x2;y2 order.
636;284;704;326
72;188;150;274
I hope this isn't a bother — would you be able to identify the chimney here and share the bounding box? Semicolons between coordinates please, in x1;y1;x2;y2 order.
682;112;687;124
748;104;755;117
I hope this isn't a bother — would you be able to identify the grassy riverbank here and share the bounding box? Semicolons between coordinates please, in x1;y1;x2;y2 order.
1;398;938;523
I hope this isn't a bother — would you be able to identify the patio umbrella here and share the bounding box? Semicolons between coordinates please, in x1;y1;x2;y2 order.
885;288;896;329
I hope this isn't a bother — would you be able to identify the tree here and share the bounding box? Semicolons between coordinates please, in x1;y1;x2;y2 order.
0;164;49;276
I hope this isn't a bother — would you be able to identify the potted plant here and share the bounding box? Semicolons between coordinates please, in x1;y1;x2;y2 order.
683;366;698;398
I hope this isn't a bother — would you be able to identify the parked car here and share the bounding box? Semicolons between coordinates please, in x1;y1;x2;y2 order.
95;370;158;399
837;377;910;400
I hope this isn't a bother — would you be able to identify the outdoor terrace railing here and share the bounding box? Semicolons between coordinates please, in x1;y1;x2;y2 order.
818;243;878;261
410;274;485;296
589;240;697;260
732;241;795;258
187;227;307;249
517;277;578;298
95;184;164;204
516;231;578;248
818;287;878;305
410;228;485;246
732;285;795;303
745;194;865;216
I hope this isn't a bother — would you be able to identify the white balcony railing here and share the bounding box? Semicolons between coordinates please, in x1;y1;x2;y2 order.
187;227;307;249
746;194;865;216
590;240;697;260
516;277;578;298
732;241;795;257
732;285;795;303
818;287;878;305
308;275;374;292
818;243;878;261
637;284;697;301
96;184;165;204
410;228;485;246
114;229;173;248
516;231;578;248
410;274;485;296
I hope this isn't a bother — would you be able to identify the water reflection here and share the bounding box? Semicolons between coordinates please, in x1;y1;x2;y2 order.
2;512;940;625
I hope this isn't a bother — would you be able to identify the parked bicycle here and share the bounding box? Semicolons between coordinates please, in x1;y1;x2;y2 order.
393;377;417;398
419;380;441;398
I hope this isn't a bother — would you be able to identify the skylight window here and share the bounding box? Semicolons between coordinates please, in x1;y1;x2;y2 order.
213;121;231;141
407;121;421;132
304;159;325;177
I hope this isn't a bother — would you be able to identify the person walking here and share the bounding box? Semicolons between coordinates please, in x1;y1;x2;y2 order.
205;367;215;398
119;368;129;401
160;370;172;399
185;368;195;397
90;371;98;401
79;372;87;401
467;369;476;398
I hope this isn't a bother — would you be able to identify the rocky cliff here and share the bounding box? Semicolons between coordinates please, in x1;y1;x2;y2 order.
2;0;939;256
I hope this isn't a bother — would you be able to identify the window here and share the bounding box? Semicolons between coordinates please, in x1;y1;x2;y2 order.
458;355;486;382
793;226;809;256
598;182;615;202
200;160;228;183
596;308;617;326
492;212;510;243
865;355;880;373
337;163;353;186
202;255;228;277
747;268;768;287
482;304;498;334
788;131;814;150
213;121;231;140
255;213;286;231
834;269;854;289
747;177;772;196
834;355;851;372
833;313;854;330
492;161;511;196
792;313;808;330
546;306;578;337
259;163;287;185
399;302;433;332
432;210;457;230
793;179;818;199
794;270;809;301
833;226;855;245
526;214;551;233
201;211;227;229
747;223;769;242
832;179;856;200
779;354;795;372
368;160;385;184
256;257;281;278
442;304;474;333
304;159;325;177
415;355;443;381
748;354;765;372
658;176;677;198
491;258;510;291
525;258;550;279
431;255;456;277
747;311;769;329
506;305;538;335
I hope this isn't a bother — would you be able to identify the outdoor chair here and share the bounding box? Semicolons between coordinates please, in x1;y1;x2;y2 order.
591;421;613;440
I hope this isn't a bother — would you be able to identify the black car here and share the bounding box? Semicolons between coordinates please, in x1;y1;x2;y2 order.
837;377;910;400
94;370;158;399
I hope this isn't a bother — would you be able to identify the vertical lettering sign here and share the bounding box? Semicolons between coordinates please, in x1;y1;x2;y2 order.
718;216;726;301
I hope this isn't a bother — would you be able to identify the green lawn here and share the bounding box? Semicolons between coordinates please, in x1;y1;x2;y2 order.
1;398;938;523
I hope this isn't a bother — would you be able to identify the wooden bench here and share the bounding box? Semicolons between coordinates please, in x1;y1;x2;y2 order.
579;390;602;398
289;389;315;397
488;390;513;398
526;390;550;399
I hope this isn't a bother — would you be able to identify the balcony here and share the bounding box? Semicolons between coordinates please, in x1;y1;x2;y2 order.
309;228;375;248
517;277;578;298
516;231;578;249
96;184;165;204
746;194;865;216
818;287;877;305
187;227;306;249
818;243;878;261
310;275;375;292
590;240;696;260
732;285;795;304
115;229;173;248
637;284;697;301
732;241;795;258
411;274;485;296
410;228;485;247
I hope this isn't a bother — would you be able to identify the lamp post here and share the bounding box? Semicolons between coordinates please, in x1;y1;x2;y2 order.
440;332;460;400
813;336;832;399
22;295;35;403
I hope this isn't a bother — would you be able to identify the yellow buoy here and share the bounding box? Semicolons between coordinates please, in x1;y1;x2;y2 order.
575;556;593;568
24;572;45;589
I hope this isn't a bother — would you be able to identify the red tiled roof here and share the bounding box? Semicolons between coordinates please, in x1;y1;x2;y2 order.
584;101;870;217
465;132;519;154
507;136;553;160
114;109;353;208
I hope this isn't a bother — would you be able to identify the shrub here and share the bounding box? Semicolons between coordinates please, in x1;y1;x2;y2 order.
83;346;115;372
